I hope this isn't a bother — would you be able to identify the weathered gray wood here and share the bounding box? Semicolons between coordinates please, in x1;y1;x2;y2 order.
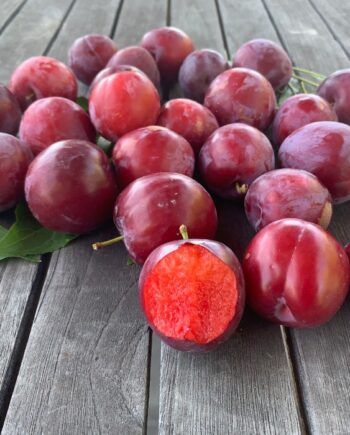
0;0;25;35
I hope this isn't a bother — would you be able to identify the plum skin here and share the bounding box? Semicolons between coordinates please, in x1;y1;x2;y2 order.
272;94;337;146
0;133;33;212
204;67;276;131
0;85;22;135
139;238;245;351
19;97;96;156
9;56;77;111
244;168;333;231
25;139;118;234
279;121;350;204
114;172;218;264
243;218;350;327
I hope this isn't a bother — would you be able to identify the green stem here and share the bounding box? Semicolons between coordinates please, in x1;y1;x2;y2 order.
292;74;321;88
179;224;189;240
92;235;124;251
287;82;298;95
292;66;326;80
300;80;308;94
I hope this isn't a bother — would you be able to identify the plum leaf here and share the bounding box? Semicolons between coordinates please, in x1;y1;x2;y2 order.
76;96;89;112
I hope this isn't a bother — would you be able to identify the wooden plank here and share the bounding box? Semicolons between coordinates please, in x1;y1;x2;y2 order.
0;0;25;35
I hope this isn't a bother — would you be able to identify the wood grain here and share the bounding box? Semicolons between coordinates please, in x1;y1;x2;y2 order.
0;0;26;36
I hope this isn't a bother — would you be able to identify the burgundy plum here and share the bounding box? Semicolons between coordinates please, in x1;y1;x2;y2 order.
140;26;194;85
0;133;32;212
88;65;143;96
9;56;77;110
243;219;350;327
19;97;96;155
89;70;160;141
178;49;229;103
114;172;217;264
68;34;117;85
112;126;194;189
233;38;292;90
157;98;219;155
244;168;333;231
346;243;350;262
25;140;117;233
272;94;337;146
139;238;245;351
198;123;275;199
317;69;350;125
107;46;160;87
279;121;350;204
204;68;276;130
0;85;22;135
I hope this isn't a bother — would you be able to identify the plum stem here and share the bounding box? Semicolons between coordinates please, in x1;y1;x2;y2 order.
292;66;326;80
287;82;299;95
291;74;320;88
235;182;249;194
179;224;189;240
92;235;124;251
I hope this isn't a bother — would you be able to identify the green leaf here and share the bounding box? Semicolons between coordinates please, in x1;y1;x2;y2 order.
0;202;78;262
77;96;89;112
0;225;7;240
97;135;114;156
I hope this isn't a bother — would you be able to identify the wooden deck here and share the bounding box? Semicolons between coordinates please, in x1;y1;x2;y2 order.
0;0;350;433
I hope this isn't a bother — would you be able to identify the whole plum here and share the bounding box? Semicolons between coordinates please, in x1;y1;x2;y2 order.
0;85;22;135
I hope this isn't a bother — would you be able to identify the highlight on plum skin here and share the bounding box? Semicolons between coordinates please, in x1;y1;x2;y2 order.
68;34;118;85
0;133;33;212
243;218;350;328
19;97;96;156
139;237;245;351
114;172;218;265
272;94;337;147
233;38;293;90
157;98;219;155
112;126;195;189
178;48;229;103
0;85;22;135
88;65;144;96
9;56;78;111
244;169;333;232
25;139;118;234
204;67;277;131
278;121;350;204
89;70;161;141
198;123;275;200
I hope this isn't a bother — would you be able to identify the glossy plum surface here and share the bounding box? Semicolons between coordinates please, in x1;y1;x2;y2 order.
157;98;219;155
139;238;245;351
140;26;194;85
272;94;337;146
68;34;117;85
88;65;143;96
317;69;350;125
233;38;292;90
178;49;229;103
279;121;350;204
107;46;160;87
204;68;276;130
199;123;275;199
25;140;117;233
243;219;350;327
0;133;32;212
89;70;160;141
244;168;333;231
112;126;194;189
19;97;96;155
9;56;77;110
114;172;218;264
0;85;22;135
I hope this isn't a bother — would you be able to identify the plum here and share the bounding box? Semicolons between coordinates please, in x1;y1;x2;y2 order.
233;38;292;90
113;172;217;264
178;49;229;103
198;123;275;199
279;121;350;204
139;236;245;351
68;34;117;85
25;139;117;233
89;70;160;141
107;46;160;87
112;126;194;189
0;133;32;212
0;85;22;135
140;26;194;85
244;168;333;231
272;94;337;147
204;68;276;130
243;219;350;327
19;97;96;155
157;98;219;155
88;65;144;96
9;56;77;110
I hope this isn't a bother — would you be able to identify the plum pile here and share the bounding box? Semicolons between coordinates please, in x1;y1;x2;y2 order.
1;26;350;352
